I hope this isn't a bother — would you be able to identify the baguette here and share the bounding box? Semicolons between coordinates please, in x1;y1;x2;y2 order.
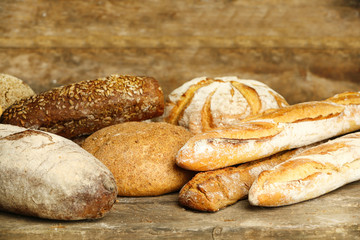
0;124;117;220
0;74;164;139
248;131;360;207
178;142;320;212
176;91;360;171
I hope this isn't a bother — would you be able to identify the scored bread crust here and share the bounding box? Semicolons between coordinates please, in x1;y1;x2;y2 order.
178;143;319;212
248;131;360;207
0;124;117;220
176;91;360;171
0;74;164;139
160;76;288;134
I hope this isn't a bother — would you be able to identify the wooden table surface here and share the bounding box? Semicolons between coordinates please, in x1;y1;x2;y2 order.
0;181;359;240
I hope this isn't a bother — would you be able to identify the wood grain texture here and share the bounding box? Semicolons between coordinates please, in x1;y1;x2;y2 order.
0;181;359;239
0;0;359;104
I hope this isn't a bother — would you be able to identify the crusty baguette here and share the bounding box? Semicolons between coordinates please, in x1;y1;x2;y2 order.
0;124;117;220
159;76;288;134
176;91;360;171
178;143;321;212
248;131;360;207
0;74;164;139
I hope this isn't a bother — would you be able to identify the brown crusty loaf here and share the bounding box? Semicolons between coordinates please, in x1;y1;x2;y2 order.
249;131;360;207
82;121;195;197
176;91;360;171
0;73;35;110
178;145;317;212
0;74;164;139
0;124;117;220
159;76;288;134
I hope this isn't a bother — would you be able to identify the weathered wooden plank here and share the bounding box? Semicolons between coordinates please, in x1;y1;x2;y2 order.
0;0;359;48
0;48;359;104
0;181;359;239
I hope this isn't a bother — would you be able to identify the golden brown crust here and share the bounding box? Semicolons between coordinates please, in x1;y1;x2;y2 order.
162;77;288;134
248;131;360;207
165;78;216;125
176;91;360;171
82;122;195;197
178;149;304;212
0;75;164;138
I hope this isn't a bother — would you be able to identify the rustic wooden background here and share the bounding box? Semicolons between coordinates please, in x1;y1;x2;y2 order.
0;0;359;104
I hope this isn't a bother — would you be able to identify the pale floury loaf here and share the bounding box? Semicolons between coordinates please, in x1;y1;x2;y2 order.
248;131;360;207
160;76;288;134
176;91;360;171
0;124;117;220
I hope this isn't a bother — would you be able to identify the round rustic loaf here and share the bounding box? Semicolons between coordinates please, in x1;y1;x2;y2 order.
159;76;288;134
82;121;195;197
0;74;164;139
0;73;35;110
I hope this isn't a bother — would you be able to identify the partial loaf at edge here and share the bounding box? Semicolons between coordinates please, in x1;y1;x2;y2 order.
248;131;360;207
176;91;360;171
0;74;164;139
0;73;35;110
0;124;117;220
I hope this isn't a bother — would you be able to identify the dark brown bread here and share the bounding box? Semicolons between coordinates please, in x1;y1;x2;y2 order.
0;74;164;138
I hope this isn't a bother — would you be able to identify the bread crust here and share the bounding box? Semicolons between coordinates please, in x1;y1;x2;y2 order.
160;76;288;134
0;124;117;220
0;74;164;139
82;122;195;197
248;131;360;207
178;146;313;212
176;92;360;171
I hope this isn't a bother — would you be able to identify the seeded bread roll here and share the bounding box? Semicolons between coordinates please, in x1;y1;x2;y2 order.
0;73;35;110
249;131;360;207
159;76;288;134
176;91;360;171
0;74;164;139
82;122;195;196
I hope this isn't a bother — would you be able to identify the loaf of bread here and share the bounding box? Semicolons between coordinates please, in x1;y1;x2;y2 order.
0;124;117;220
176;91;360;171
0;73;35;110
178;141;323;212
249;131;360;207
82;122;195;196
159;76;288;134
0;74;164;139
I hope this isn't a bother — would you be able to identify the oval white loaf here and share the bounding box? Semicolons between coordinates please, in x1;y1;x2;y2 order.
160;76;288;134
248;131;360;207
0;124;117;220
